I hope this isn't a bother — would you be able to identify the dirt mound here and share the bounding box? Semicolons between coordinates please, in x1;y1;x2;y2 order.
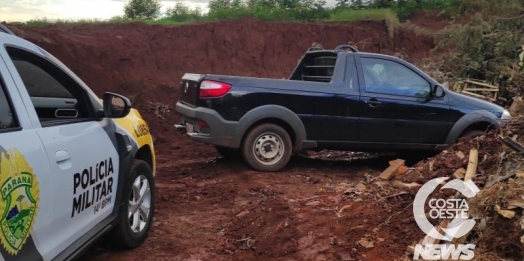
7;18;435;152
399;133;503;186
374;117;524;260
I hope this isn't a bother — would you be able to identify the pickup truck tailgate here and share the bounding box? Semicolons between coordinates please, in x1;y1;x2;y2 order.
179;73;203;107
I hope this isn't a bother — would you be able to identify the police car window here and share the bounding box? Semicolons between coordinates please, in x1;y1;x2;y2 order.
10;58;74;99
6;47;92;125
0;78;17;130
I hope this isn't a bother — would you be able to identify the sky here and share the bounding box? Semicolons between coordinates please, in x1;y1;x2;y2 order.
0;0;210;22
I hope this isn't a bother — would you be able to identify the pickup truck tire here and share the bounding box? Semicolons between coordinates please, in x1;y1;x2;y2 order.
215;145;240;159
109;159;155;249
241;123;292;172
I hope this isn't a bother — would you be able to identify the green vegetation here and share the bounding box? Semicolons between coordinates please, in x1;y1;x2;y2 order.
329;8;396;22
124;0;162;20
16;0;463;26
433;0;524;106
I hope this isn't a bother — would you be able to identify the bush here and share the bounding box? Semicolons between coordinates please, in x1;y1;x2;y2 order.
124;0;162;20
435;0;524;105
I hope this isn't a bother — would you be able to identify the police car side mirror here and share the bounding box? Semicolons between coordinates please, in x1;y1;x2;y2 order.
103;92;131;118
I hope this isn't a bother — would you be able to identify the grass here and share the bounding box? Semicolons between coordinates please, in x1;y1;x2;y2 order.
329;8;398;22
8;8;400;27
330;8;399;38
9;16;192;27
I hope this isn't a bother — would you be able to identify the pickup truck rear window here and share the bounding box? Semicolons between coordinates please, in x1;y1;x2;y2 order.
290;53;339;83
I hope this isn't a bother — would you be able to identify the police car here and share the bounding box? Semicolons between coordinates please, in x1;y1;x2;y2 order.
0;24;156;261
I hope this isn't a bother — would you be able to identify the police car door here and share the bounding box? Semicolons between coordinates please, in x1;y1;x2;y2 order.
0;48;54;261
2;41;120;259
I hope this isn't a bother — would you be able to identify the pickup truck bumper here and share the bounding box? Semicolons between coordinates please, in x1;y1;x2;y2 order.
175;102;239;148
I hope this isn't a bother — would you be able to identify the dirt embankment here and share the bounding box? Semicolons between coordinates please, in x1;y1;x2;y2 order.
8;18;435;152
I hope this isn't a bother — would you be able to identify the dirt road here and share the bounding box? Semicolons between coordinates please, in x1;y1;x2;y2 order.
77;147;422;261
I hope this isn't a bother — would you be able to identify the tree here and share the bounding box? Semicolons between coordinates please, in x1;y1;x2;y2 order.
124;0;162;20
208;0;233;12
166;1;204;22
335;0;350;9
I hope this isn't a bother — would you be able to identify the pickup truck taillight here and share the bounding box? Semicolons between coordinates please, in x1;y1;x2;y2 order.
199;80;232;98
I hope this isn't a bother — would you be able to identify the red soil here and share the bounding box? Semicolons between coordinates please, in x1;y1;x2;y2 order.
6;18;441;261
407;10;454;32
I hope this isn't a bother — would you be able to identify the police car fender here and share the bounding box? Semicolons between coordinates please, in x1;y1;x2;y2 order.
111;108;156;176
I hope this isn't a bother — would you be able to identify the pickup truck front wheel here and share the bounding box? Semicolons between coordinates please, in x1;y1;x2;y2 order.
241;123;292;172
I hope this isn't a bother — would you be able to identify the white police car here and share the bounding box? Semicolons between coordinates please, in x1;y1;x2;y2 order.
0;24;156;261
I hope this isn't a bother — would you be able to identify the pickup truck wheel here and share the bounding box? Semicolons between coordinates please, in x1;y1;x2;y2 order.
109;159;155;249
241;123;292;172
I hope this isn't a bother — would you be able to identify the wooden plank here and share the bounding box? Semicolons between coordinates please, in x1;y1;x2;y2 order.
500;136;524;153
378;159;405;180
452;168;466;179
462;90;487;99
464;149;478;181
462;88;500;92
465;79;499;89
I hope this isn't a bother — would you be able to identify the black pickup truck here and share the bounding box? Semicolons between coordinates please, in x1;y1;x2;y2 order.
175;44;510;172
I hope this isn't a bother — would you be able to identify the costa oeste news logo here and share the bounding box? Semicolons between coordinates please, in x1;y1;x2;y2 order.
412;177;480;260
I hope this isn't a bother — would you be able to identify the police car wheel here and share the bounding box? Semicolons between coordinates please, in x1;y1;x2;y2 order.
110;159;155;248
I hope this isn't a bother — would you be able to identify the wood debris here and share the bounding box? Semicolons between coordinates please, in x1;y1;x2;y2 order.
356;183;367;192
390;181;422;190
495;204;516;219
357;238;374;248
509;96;524;116
507;200;524;209
464;149;478;181
452;168;466;179
378;159;406;180
458;78;499;102
499;136;524;153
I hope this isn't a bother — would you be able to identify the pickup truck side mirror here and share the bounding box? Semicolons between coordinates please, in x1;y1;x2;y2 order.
103;92;131;118
432;85;446;99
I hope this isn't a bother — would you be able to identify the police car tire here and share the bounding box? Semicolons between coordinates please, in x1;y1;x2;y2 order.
109;159;155;248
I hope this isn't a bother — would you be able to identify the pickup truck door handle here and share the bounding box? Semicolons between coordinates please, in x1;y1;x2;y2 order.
55;150;72;170
366;98;381;108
